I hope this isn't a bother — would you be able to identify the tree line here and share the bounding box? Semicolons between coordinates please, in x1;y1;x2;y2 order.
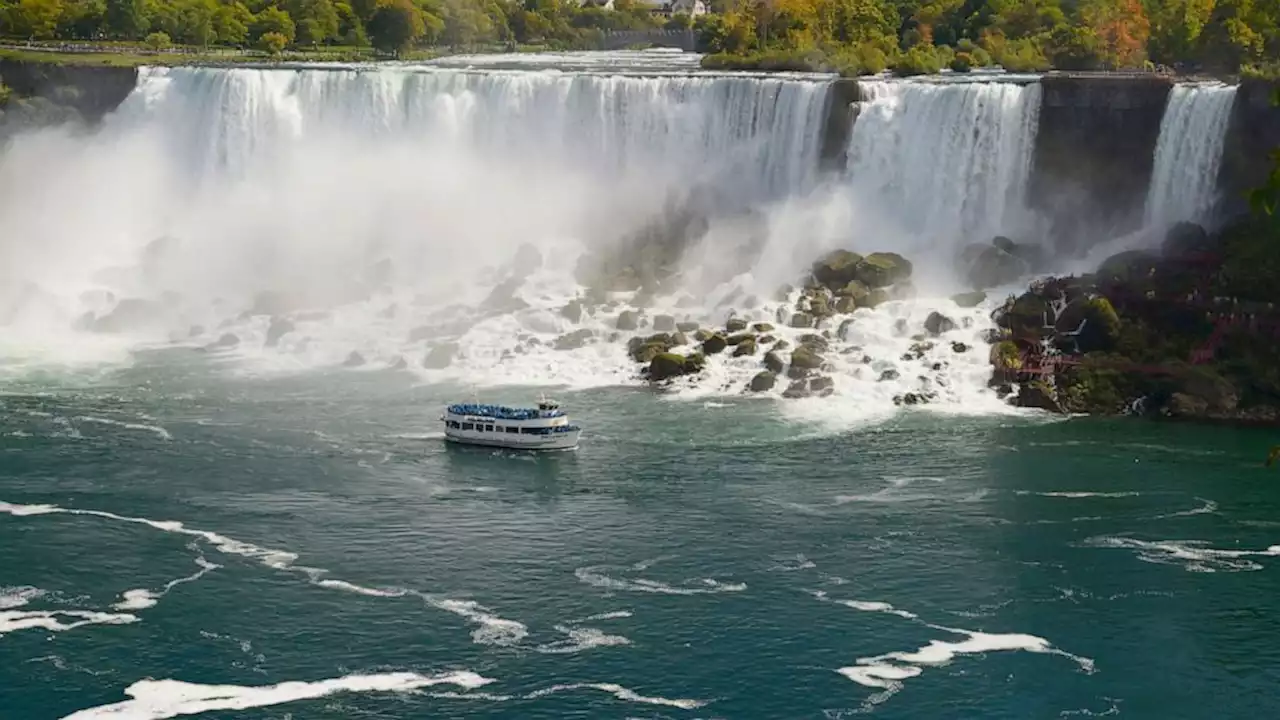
0;0;1275;75
698;0;1280;76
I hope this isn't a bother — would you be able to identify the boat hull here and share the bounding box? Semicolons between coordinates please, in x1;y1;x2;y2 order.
443;428;580;451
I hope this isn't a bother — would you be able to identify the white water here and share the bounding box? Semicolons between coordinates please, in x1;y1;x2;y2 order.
0;58;1033;425
1143;83;1237;231
845;78;1042;260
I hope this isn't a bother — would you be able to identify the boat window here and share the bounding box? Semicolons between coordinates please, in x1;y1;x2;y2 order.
485;424;494;432
461;422;474;431
506;427;518;434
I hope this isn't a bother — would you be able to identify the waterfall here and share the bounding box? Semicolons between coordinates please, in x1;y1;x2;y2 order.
1143;82;1237;231
844;79;1042;259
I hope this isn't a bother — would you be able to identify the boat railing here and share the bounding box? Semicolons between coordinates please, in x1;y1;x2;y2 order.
446;403;566;421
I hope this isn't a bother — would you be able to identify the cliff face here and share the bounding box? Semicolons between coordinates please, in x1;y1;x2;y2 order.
1218;79;1280;218
0;59;138;124
1026;75;1173;256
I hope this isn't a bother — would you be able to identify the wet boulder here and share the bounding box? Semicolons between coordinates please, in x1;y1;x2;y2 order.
560;300;585;323
646;353;689;382
265;317;295;348
701;333;729;355
732;337;758;357
966;245;1026;290
854;252;913;288
749;370;777;392
924;311;957;336
423;342;459;368
789;312;814;329
752;322;775;333
616;310;641;331
343;351;366;367
811;249;864;290
763;350;786;374
653;314;676;332
554;329;596;351
1162;222;1211;257
726;317;748;333
950;291;987;308
1015;381;1066;414
677;321;700;333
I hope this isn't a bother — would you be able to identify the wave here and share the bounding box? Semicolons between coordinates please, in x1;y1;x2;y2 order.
111;555;219;611
575;558;746;596
1081;535;1280;573
60;671;494;720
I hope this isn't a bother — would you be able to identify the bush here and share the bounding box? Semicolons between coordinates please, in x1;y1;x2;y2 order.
258;31;289;55
893;45;944;77
700;49;827;73
144;32;172;52
950;53;972;73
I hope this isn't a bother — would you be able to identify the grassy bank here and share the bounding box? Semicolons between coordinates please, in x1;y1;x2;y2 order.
0;43;452;68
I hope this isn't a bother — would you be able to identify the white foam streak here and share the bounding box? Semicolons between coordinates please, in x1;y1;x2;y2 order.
1083;535;1280;573
75;416;173;441
1144;83;1237;230
526;683;707;710
425;598;529;646
112;556;220;611
575;562;746;595
60;671;494;720
1;609;139;636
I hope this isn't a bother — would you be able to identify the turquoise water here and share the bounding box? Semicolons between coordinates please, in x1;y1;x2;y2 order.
3;353;1279;719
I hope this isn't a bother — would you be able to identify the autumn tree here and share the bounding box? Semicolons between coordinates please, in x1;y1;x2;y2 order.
1076;0;1151;68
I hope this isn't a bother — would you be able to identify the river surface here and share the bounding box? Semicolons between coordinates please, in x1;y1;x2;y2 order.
3;352;1278;719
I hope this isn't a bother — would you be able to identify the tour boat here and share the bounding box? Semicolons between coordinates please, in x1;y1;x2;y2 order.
441;396;581;451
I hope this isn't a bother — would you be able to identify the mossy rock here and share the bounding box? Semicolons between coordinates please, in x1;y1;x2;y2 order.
726;317;749;332
950;290;987;308
855;252;913;288
677;321;700;333
809;293;833;317
1015;380;1066;414
790;345;824;371
694;329;714;342
770;339;791;352
683;353;707;373
797;334;829;352
789;312;815;329
811;249;864;290
763;350;786;374
733;338;758;357
1056;296;1121;352
864;288;891;308
701;334;729;355
833;296;857;314
990;340;1021;370
837;318;855;340
726;333;755;346
781;379;810;398
752;322;775;333
749;370;777;392
999;292;1049;333
836;279;871;302
759;334;777;345
648;352;689;382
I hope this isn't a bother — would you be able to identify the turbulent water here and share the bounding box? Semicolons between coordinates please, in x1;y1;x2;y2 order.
1144;82;1238;231
1;53;1272;719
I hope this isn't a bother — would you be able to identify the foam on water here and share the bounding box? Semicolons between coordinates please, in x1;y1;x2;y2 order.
59;671;494;719
1;609;139;637
112;555;220;611
1082;536;1280;573
0;585;45;609
75;415;173;441
535;625;632;654
575;558;746;596
0;500;531;646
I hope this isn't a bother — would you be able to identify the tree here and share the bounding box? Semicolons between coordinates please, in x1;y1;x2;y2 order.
56;0;107;39
213;2;253;44
251;5;296;44
145;29;172;48
1077;0;1150;68
1147;0;1216;66
4;0;66;39
288;0;341;44
258;28;288;52
103;0;147;38
366;0;425;54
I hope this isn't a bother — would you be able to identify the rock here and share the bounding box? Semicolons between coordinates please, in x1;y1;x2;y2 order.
701;334;728;355
1172;368;1239;414
647;353;689;382
789;346;824;377
878;369;900;382
554;329;595;351
770;339;791;352
836;279;871;304
798;334;829;352
950;291;987;308
265;317;295;348
1166;392;1209;418
389;356;408;370
894;391;935;406
207;333;240;350
423;342;459;368
481;277;528;313
966;245;1026;289
1096;250;1157;286
1162;222;1210;257
653;314;676;332
809;376;835;396
1055;296;1121;352
560;300;585;323
903;341;934;360
837;319;855;341
782;379;810;398
749;371;777;392
992;235;1017;254
726;317;748;333
759;334;777;345
1015;381;1065;414
630;333;680;363
616;310;641;331
694;328;714;342
752;322;775;333
864;289;891;308
855;252;913;288
763;350;786;374
683;353;706;374
733;337;758;357
807;292;833;318
833;296;857;314
789;312;814;329
924;311;957;336
677;321;700;333
726;333;754;346
343;351;366;367
951;341;969;353
811;249;864;290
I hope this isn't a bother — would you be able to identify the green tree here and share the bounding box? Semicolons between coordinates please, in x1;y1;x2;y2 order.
4;0;66;39
145;29;170;47
287;0;340;44
213;1;252;44
251;4;296;43
366;0;425;54
258;27;287;50
103;0;147;37
56;0;107;39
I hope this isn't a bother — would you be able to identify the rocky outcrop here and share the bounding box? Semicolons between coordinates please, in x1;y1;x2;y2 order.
0;59;137;125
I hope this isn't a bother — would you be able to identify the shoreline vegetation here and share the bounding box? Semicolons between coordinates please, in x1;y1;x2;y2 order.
0;0;1272;78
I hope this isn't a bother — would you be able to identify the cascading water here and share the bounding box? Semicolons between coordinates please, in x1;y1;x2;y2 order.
844;79;1042;265
1143;82;1238;231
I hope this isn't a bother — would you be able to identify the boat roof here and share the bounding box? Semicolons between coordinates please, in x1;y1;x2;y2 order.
446;403;565;420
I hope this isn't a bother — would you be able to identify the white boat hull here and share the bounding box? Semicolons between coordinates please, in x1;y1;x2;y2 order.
443;427;581;451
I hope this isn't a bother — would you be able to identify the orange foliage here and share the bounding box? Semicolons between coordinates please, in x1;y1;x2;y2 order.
1082;0;1151;68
